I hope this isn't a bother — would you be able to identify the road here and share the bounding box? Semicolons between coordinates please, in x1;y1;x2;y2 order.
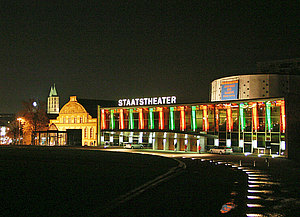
102;148;300;217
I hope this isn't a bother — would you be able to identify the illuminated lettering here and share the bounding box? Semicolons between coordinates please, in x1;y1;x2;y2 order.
157;97;162;104
118;96;177;107
171;96;176;104
118;100;123;106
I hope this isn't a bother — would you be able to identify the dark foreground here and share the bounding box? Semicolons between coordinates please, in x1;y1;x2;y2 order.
0;146;247;216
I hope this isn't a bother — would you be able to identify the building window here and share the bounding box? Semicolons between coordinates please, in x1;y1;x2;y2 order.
84;128;87;138
90;128;94;138
74;117;77;123
80;117;83;123
63;118;66;123
68;118;71;123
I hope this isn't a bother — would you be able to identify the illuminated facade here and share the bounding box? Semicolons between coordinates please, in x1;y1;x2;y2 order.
50;96;98;146
210;74;300;102
98;97;287;156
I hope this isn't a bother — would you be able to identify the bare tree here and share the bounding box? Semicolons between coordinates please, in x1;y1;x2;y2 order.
18;99;49;144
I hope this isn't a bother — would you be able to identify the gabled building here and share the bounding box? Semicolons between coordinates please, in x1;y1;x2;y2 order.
36;96;117;146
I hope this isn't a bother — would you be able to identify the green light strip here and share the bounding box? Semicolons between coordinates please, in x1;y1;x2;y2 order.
266;101;271;132
110;110;115;129
129;109;134;129
149;108;154;129
169;107;174;130
191;106;197;131
239;103;245;131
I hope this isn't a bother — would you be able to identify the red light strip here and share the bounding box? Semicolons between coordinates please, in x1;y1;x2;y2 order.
203;105;209;131
119;109;124;130
280;101;286;133
215;107;219;132
252;103;258;132
158;108;164;130
101;109;106;129
138;108;144;129
226;104;233;132
180;106;186;131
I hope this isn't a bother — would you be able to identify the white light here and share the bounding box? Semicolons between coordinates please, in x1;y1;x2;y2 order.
280;141;286;151
247;204;264;208
248;190;273;194
239;139;244;148
110;136;113;143
246;214;264;217
214;138;219;146
226;139;231;147
33;101;37;107
252;140;257;149
247;196;261;199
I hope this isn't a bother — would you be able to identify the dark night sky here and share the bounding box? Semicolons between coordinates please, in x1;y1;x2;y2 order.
1;1;299;113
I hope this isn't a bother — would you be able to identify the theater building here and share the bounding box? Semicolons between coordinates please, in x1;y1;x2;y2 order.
98;74;300;159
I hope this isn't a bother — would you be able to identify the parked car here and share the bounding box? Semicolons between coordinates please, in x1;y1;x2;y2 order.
209;146;233;155
124;143;144;149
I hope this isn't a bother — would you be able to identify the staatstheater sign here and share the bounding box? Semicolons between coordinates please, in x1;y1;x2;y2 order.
118;96;177;107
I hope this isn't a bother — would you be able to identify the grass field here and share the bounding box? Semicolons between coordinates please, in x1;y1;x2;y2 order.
0;146;177;216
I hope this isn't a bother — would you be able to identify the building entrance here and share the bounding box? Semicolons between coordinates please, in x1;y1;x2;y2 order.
67;129;82;146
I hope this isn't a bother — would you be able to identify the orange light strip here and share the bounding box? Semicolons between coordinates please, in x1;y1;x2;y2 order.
226;104;233;132
180;106;186;131
203;105;209;131
215;106;219;132
138;108;144;129
280;100;286;133
158;108;164;130
252;103;258;132
119;109;124;130
101;109;106;129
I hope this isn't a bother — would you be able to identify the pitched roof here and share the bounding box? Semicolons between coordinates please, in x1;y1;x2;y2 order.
49;84;58;97
77;98;118;118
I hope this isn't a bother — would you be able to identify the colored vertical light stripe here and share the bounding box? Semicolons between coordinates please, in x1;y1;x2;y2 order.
280;100;286;133
149;108;154;129
252;103;258;132
101;109;106;129
110;110;115;129
158;107;164;130
191;106;197;131
119;109;124;130
226;104;233;132
266;101;271;132
138;108;144;129
215;106;219;132
129;109;134;129
180;106;186;131
203;105;209;131
169;107;175;130
239;103;245;131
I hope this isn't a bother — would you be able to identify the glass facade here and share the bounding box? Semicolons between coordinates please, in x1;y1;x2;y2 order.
98;98;286;155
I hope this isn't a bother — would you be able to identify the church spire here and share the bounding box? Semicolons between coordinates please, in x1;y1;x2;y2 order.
52;83;58;96
47;84;60;114
49;84;58;97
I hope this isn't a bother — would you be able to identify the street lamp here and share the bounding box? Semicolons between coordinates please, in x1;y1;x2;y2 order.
17;118;24;145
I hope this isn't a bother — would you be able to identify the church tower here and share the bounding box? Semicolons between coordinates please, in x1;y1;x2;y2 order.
47;84;59;114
